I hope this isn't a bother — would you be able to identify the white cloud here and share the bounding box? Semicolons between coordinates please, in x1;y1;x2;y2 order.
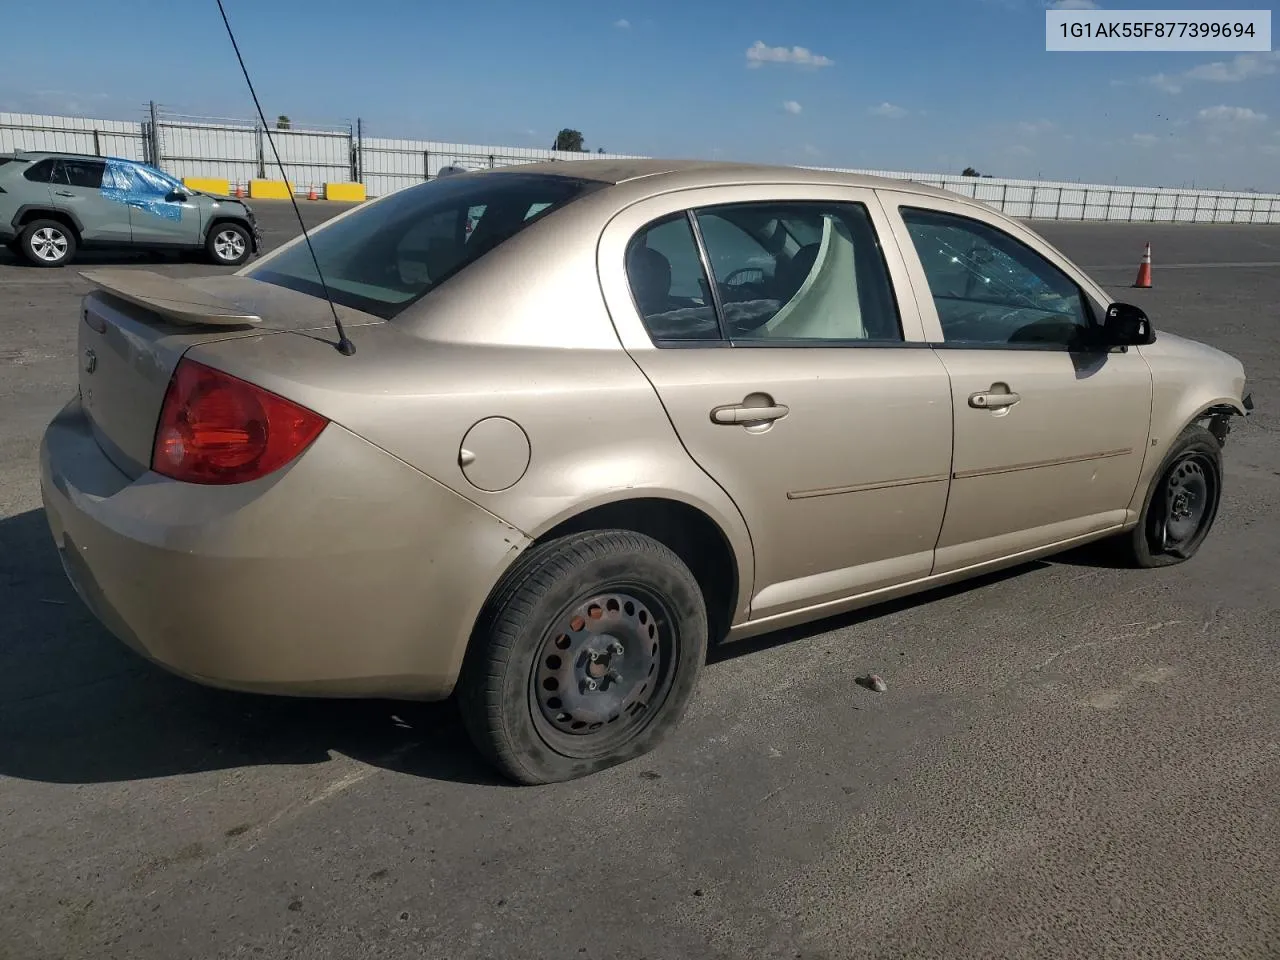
870;102;908;119
746;41;834;69
613;18;631;28
1018;119;1055;135
1047;0;1099;8
1009;144;1035;156
803;144;823;157
1197;105;1268;124
1144;73;1183;94
783;100;803;115
1137;51;1279;94
1186;51;1279;83
1131;133;1159;147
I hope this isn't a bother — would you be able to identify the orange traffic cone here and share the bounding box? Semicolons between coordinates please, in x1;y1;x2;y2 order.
1133;242;1152;288
307;184;318;201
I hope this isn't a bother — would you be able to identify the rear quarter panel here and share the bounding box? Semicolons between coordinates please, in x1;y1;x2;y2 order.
189;321;760;628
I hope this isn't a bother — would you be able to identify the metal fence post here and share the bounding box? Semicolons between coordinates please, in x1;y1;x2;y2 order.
423;150;430;180
148;100;163;170
1000;183;1007;212
348;123;357;182
255;123;265;179
355;118;364;184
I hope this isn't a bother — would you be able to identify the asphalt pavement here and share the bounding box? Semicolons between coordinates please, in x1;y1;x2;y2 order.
1;200;1277;960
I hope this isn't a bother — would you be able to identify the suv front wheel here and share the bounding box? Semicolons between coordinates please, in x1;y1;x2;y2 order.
19;219;77;267
206;222;252;266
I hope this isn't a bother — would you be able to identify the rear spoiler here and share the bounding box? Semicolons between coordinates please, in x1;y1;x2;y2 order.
80;269;262;327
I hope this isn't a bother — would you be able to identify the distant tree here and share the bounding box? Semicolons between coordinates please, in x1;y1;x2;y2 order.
552;128;585;152
276;115;291;130
597;147;605;154
961;166;979;177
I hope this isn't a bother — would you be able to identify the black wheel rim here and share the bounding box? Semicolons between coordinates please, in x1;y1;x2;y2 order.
1152;451;1217;556
529;584;678;759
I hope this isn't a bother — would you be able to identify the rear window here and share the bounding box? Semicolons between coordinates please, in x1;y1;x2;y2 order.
247;173;604;320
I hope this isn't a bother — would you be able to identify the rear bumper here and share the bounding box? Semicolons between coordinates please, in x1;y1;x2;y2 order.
39;396;528;699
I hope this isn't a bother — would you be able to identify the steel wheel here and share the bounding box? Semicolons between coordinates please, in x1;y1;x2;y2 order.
530;588;676;756
1128;425;1224;567
213;228;247;262
1159;453;1213;551
459;529;708;784
30;227;69;262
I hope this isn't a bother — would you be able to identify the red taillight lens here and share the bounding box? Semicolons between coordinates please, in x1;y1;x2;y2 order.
151;359;328;484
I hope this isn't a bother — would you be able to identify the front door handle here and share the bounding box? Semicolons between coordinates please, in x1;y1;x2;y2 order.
710;402;790;425
54;190;75;197
969;390;1021;410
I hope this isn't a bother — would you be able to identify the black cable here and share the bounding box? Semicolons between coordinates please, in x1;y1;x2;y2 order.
214;0;355;356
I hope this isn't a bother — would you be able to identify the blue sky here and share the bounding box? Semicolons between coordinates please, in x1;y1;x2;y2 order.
2;0;1277;189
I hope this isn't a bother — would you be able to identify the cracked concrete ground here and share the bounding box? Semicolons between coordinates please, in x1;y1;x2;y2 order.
1;204;1277;960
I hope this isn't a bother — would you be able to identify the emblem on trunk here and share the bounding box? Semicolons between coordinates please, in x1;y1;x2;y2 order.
83;349;96;374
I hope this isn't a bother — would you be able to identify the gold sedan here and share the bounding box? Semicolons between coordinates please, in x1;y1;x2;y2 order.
40;160;1252;783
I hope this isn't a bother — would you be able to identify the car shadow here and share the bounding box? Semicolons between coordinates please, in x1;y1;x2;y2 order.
1;504;1130;788
0;247;203;269
0;507;508;788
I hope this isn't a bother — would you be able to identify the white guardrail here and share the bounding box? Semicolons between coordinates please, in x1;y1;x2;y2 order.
3;110;1279;223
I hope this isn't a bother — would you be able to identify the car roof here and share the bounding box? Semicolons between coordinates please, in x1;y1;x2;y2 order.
489;157;957;201
9;149;148;164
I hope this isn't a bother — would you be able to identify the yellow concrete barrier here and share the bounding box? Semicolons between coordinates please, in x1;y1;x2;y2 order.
183;176;229;195
324;182;367;202
249;179;293;200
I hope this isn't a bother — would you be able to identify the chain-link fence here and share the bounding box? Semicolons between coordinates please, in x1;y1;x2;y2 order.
3;106;1279;222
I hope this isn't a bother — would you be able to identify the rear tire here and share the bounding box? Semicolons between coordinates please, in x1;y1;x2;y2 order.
458;530;708;785
1115;424;1223;568
19;219;76;267
206;222;252;266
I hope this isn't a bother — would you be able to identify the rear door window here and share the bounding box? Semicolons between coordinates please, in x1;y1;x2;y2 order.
248;173;603;319
694;201;903;343
56;158;107;189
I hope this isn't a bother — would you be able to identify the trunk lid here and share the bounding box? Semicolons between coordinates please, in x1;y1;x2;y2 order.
76;270;381;478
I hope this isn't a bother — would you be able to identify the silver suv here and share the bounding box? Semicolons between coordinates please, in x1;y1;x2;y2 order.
0;151;261;268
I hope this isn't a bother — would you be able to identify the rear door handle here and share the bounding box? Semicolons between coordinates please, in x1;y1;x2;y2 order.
54;190;75;197
969;390;1021;409
710;402;790;425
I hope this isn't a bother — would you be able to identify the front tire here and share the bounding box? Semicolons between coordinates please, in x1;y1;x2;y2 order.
206;222;252;266
1117;424;1223;568
19;219;77;267
459;530;708;785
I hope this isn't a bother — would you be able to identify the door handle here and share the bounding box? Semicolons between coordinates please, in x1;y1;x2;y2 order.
710;402;790;425
969;390;1021;410
54;190;75;197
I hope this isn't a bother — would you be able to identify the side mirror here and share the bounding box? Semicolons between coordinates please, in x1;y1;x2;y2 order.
1102;302;1155;346
167;188;191;202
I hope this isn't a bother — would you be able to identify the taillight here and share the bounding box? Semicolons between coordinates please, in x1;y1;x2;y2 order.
151;359;327;484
